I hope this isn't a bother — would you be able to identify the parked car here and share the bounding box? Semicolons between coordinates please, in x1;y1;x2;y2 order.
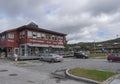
74;52;88;59
40;53;63;62
107;53;120;62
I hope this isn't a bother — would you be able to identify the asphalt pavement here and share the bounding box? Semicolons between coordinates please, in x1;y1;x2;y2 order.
0;59;89;84
0;58;120;84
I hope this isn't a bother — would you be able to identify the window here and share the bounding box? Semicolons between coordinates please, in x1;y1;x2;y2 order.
51;35;57;41
41;33;46;39
46;34;51;40
8;33;14;39
20;31;25;38
48;35;51;40
37;33;41;38
33;32;37;38
55;36;57;41
1;34;6;40
52;35;55;40
46;34;48;40
58;36;63;39
27;31;32;38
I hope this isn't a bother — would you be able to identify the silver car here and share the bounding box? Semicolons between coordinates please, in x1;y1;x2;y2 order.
40;54;63;62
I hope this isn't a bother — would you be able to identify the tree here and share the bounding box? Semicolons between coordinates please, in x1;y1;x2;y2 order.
64;37;69;51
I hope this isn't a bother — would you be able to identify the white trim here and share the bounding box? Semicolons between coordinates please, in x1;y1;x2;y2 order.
28;44;49;47
27;43;64;48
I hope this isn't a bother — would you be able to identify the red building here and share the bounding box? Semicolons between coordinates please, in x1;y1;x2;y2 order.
0;23;66;58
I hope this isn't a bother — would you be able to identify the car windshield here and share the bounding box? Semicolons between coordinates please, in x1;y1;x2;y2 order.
50;54;59;56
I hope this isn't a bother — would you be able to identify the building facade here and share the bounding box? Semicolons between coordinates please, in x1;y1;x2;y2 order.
0;23;66;57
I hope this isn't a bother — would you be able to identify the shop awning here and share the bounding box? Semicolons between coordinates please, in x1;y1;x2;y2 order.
27;44;49;47
27;44;64;48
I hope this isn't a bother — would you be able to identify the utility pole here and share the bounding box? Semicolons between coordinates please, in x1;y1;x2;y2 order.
93;40;96;53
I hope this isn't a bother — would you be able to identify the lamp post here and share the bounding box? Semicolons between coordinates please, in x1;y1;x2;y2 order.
93;40;96;53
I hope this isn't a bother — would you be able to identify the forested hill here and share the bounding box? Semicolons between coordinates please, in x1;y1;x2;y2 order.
69;38;120;47
100;38;120;44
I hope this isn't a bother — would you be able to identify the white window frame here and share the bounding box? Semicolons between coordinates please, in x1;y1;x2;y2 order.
27;31;32;38
37;33;41;38
8;33;14;39
33;32;37;38
41;33;46;39
20;31;25;38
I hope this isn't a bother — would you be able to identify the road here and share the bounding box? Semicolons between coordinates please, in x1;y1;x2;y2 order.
19;58;120;73
0;58;120;84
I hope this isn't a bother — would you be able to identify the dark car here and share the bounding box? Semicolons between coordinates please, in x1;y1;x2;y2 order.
107;53;120;62
74;52;88;59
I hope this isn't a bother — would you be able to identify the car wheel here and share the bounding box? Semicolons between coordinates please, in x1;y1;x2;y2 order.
51;59;55;63
40;58;43;61
108;59;113;62
83;57;86;59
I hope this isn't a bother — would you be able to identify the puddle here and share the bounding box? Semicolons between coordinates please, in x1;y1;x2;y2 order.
27;80;35;83
51;69;68;83
117;69;120;71
55;78;61;83
9;74;18;76
0;70;8;72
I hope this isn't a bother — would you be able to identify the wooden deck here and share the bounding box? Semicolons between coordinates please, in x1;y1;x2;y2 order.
10;56;41;61
19;56;41;60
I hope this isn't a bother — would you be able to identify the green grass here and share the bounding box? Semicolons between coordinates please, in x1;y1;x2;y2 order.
68;68;118;82
17;61;27;64
88;53;108;59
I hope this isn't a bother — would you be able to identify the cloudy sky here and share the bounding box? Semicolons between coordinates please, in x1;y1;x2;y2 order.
0;0;120;44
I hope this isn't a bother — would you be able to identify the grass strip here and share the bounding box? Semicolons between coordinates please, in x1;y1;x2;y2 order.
88;53;108;59
68;68;118;82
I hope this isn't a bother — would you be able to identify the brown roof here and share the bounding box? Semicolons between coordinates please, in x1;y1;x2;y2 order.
0;23;67;36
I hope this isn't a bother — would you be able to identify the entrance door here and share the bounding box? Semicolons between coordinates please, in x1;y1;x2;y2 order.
14;48;19;56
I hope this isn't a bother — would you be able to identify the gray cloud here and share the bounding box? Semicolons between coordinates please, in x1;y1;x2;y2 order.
0;0;120;43
86;0;120;15
0;0;50;17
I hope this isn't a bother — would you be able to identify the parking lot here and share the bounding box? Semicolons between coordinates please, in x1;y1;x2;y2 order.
0;58;120;84
18;58;120;73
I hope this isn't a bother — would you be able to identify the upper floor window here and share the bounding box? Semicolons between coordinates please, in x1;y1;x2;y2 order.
54;36;57;41
8;33;14;39
41;33;46;39
46;34;51;40
20;31;25;38
58;36;63;39
27;31;32;38
1;34;6;40
52;35;55;40
37;33;41;38
33;32;37;38
48;35;51;40
52;35;58;41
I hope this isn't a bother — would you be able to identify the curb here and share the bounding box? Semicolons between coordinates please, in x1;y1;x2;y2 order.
102;74;120;84
65;69;101;84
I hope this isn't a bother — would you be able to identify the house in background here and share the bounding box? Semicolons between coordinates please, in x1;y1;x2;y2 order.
90;43;120;53
0;22;66;59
